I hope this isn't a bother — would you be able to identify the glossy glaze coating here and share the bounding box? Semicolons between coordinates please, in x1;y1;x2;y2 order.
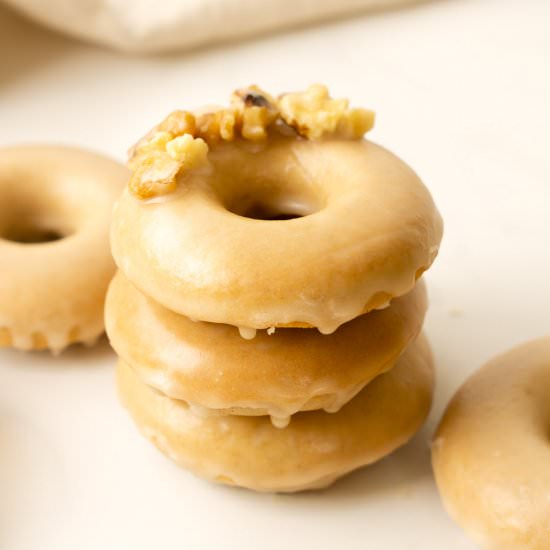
111;138;442;332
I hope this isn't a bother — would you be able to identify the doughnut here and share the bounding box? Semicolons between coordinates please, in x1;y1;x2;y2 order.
0;146;127;351
432;336;550;549
118;333;434;492
111;85;443;335
105;270;428;422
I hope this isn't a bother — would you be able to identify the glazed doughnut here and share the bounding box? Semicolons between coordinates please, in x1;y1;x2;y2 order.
0;146;127;351
432;336;550;550
118;333;434;492
106;270;428;422
111;86;443;335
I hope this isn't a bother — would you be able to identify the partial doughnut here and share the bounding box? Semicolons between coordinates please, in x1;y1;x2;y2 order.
432;336;550;550
118;334;434;493
106;270;428;421
0;146;127;351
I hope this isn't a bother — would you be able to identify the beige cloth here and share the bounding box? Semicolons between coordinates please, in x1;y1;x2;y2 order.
3;0;420;53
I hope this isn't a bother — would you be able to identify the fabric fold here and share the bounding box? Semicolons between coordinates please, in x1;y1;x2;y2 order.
3;0;421;53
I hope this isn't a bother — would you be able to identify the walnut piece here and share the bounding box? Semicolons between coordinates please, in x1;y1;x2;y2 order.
127;84;375;199
278;84;374;140
128;132;208;199
196;109;238;143
128;131;173;170
128;111;196;167
158;110;196;136
128;151;181;199
231;85;279;141
166;134;209;166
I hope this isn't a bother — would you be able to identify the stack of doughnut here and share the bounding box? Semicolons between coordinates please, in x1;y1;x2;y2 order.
106;85;443;492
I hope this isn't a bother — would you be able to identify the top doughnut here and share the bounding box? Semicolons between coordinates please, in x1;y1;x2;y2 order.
111;85;443;333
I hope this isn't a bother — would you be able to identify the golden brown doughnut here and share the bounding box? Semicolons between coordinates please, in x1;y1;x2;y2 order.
111;138;442;335
432;336;550;550
118;334;434;493
111;85;442;336
106;270;428;422
0;146;127;351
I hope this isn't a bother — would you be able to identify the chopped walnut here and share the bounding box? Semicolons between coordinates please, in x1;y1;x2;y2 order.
166;134;209;167
231;85;279;141
158;110;196;136
218;109;238;141
128;111;197;168
128;151;181;199
196;88;278;143
127;84;375;198
336;108;375;139
231;85;277;110
239;106;271;140
128;133;208;199
196;109;238;143
129;131;172;167
278;84;374;140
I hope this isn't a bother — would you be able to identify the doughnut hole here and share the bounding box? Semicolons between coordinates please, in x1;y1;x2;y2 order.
0;182;78;244
207;139;326;221
2;224;65;244
226;190;321;221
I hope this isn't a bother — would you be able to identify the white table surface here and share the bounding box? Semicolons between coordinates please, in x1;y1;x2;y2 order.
1;0;549;548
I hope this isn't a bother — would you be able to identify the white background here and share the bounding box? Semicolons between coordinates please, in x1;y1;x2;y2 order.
1;0;549;548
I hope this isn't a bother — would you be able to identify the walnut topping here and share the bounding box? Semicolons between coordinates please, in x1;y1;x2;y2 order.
166;134;209;166
231;85;277;109
128;132;208;199
127;84;374;199
278;84;375;140
231;86;279;141
128;111;197;169
336;108;376;139
196;109;238;143
128;151;181;199
128;131;172;170
158;110;196;136
240;106;275;140
243;93;269;107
